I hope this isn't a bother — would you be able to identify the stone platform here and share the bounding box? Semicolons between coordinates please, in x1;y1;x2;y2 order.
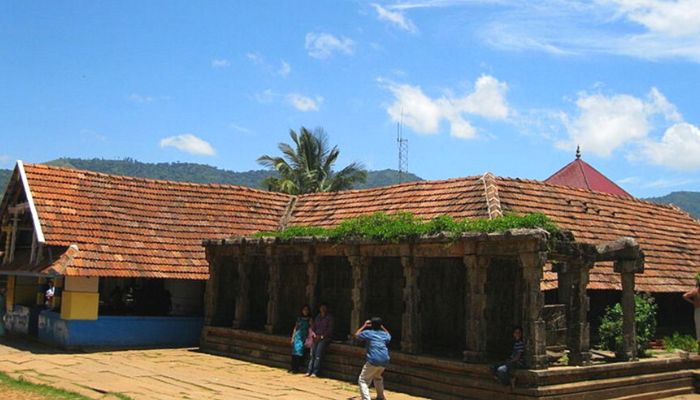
202;326;700;400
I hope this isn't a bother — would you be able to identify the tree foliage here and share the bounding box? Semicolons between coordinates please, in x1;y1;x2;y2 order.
598;293;658;358
257;127;367;194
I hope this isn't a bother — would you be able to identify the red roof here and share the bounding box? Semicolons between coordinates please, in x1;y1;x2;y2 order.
545;157;632;198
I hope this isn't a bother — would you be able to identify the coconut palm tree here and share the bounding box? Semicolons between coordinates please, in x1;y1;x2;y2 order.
257;127;367;194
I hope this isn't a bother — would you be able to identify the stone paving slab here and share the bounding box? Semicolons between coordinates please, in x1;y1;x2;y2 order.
0;338;424;399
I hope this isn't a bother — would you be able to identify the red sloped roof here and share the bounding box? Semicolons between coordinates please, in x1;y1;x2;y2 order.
20;163;291;279
545;158;632;198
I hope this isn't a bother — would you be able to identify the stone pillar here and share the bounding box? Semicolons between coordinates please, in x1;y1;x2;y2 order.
348;246;369;342
520;251;548;369
463;249;488;363
303;247;319;311
555;260;592;366
400;245;422;354
203;250;219;326
265;246;281;334
233;253;251;329
615;259;638;361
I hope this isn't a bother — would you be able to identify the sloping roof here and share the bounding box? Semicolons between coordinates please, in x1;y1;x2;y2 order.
545;157;632;198
5;163;290;279
289;176;700;293
2;162;698;291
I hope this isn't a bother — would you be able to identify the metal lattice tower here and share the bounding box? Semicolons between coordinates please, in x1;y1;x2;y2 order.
397;120;408;183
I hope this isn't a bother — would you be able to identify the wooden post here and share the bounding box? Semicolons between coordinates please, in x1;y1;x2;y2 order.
303;247;319;311
520;250;548;369
347;245;369;343
463;244;488;362
265;246;281;334
233;249;251;329
400;244;422;354
7;215;19;263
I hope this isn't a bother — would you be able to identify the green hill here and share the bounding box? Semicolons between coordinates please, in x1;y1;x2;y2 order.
0;158;423;194
645;191;700;219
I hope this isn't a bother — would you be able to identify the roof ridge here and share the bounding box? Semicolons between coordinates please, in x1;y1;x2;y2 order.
22;162;292;199
278;196;298;230
480;172;503;219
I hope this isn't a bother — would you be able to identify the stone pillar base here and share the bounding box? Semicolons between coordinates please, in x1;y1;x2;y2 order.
463;350;486;363
568;351;592;366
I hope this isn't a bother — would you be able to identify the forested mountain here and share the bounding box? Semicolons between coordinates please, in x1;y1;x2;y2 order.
1;158;697;220
0;158;422;193
646;192;700;219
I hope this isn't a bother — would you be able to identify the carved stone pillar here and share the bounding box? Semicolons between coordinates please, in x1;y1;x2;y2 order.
348;246;369;342
233;252;251;329
520;251;548;369
303;247;319;311
615;259;639;361
400;245;422;354
555;259;593;366
265;246;281;334
203;248;219;326
463;251;488;362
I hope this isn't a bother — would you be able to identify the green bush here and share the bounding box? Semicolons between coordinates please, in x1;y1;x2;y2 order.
598;293;658;357
257;211;558;241
663;332;698;353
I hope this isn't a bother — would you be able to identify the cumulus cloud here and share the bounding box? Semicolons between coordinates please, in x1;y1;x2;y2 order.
305;32;355;59
159;134;216;156
371;3;418;33
382;75;510;139
128;93;154;104
557;87;681;157
639;122;700;170
211;58;231;68
286;94;323;112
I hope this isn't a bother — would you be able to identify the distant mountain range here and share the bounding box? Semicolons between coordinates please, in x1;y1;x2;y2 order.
0;157;422;193
0;158;697;219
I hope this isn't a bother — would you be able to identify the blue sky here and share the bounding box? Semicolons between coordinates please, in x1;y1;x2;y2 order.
1;0;699;197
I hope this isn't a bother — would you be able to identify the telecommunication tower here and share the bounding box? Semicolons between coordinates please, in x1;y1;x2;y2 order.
397;118;408;183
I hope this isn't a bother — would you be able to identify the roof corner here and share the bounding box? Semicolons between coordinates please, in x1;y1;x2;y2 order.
16;160;46;244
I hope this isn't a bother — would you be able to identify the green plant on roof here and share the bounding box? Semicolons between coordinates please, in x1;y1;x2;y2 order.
256;212;558;242
695;272;700;283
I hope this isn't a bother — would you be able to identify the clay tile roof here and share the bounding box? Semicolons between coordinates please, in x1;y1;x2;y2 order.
545;157;632;198
289;175;490;227
19;163;291;279
496;177;700;292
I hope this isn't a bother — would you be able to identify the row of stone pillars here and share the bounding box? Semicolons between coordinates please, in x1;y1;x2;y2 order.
204;236;551;370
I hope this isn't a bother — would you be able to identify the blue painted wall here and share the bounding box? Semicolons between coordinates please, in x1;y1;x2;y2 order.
38;311;203;348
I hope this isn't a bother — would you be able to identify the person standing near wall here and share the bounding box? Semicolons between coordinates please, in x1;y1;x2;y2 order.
354;317;391;400
289;304;312;373
306;303;333;378
44;279;55;309
682;277;700;355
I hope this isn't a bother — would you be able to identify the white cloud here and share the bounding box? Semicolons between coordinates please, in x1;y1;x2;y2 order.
305;32;355;59
469;0;700;62
557;87;681;157
229;123;253;135
371;3;418;33
286;94;323;112
641;177;696;189
278;61;291;77
639;122;700;170
382;74;510;139
211;58;231;68
159;134;216;156
246;52;264;64
0;155;11;165
128;93;154;104
254;89;276;104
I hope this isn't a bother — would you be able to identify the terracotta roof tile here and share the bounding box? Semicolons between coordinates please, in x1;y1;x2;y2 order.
21;163;291;279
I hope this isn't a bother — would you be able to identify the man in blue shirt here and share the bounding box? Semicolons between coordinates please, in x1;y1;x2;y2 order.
491;326;525;386
354;317;391;400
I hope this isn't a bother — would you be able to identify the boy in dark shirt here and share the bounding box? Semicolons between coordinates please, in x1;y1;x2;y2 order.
492;326;525;386
354;317;391;400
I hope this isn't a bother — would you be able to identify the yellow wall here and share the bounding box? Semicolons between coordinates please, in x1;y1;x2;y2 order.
5;276;15;311
60;291;99;320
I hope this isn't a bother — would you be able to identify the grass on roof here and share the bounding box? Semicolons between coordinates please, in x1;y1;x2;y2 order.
256;212;558;242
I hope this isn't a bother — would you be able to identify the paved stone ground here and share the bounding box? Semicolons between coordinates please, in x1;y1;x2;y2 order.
0;338;423;400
